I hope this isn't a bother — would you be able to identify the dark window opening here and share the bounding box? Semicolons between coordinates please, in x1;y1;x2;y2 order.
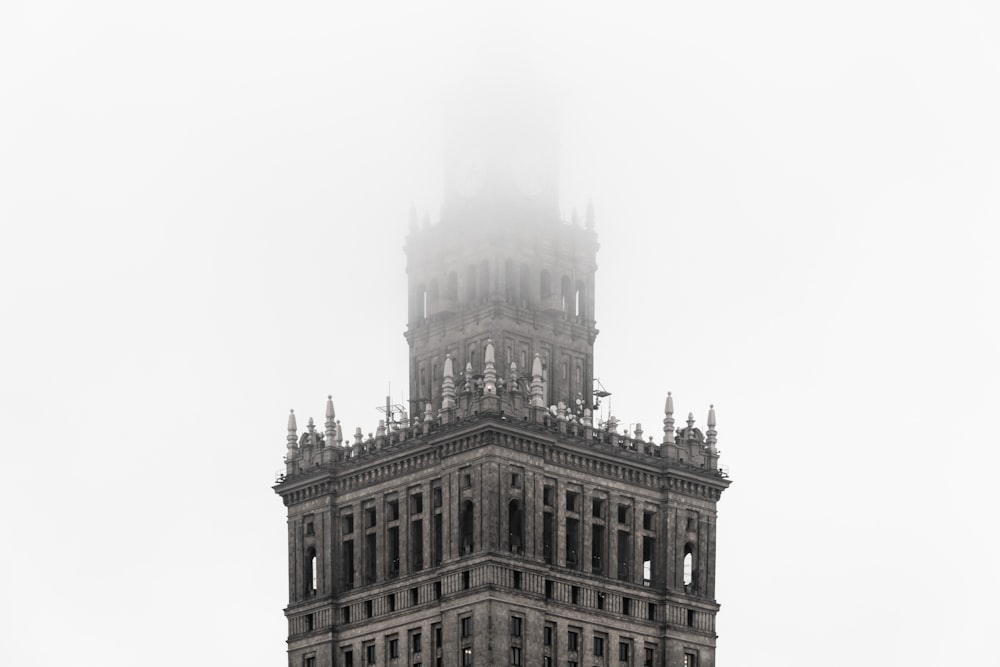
365;506;377;528
619;643;630;661
571;585;579;604
592;498;603;518
543;485;554;507
566;518;579;568
594;637;604;657
461;616;473;638
365;533;377;584
433;513;443;565
460;500;475;555
643;511;654;531
412;631;422;653
410;587;418;606
543;512;553;564
622;597;631;616
687;609;696;627
343;540;355;588
596;591;605;610
462;570;470;590
411;493;423;514
387;499;399;521
592;524;604;573
510;616;522;637
388;526;400;577
342;607;350;624
343;513;354;534
617;504;629;524
411;519;424;571
508;499;524;554
566;491;578;513
387;593;395;612
648;603;657;621
545;579;554;599
389;638;399;659
617;530;631;580
433;580;441;600
513;570;522;589
364;599;372;618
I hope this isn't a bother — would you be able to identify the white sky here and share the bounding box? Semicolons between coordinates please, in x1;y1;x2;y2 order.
1;2;998;665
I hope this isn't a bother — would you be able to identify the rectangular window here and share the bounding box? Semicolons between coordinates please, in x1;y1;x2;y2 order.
412;631;422;653
388;498;399;521
304;657;315;667
461;617;473;638
365;643;376;665
644;648;654;667
510;616;522;637
433;485;442;508
618;504;628;523
366;506;377;528
592;498;603;518
593;637;604;657
684;652;698;667
567;631;578;652
566;491;578;512
643;511;654;530
305;518;314;536
544;625;552;646
462;648;473;666
543;658;551;667
511;647;522;666
411;492;423;514
511;472;521;488
619;643;630;661
543;485;554;506
389;638;399;659
343;649;353;667
343;511;354;534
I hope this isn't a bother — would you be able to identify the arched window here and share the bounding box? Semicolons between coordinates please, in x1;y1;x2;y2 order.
428;278;439;311
478;260;490;301
465;265;477;302
561;275;572;312
683;543;695;588
446;271;458;301
540;270;552;300
508;499;524;554
460;500;475;555
519;264;531;305
306;547;317;595
505;259;516;303
415;284;426;320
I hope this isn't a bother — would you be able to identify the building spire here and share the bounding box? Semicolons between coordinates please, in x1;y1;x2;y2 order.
325;396;336;447
706;404;718;449
286;409;298;457
483;339;497;395
530;353;545;407
442;354;456;409
662;392;675;444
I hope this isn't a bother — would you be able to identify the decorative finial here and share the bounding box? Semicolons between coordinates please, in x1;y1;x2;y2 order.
324;396;336;448
585;199;595;229
286;409;299;453
706;404;718;450
483;340;497;395
442;354;456;409
662;393;675;445
530;353;545;407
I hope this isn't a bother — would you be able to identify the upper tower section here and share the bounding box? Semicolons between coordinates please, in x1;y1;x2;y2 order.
404;83;599;412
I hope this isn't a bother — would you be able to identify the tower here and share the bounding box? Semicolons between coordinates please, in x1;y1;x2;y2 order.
275;117;731;667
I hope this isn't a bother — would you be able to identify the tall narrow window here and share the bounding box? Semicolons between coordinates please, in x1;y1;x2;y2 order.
508;499;523;554
479;259;490;301
465;265;477;302
684;543;695;587
305;547;317;595
643;536;655;585
460;500;475;555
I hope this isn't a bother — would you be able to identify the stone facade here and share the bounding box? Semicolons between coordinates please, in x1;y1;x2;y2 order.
275;166;730;667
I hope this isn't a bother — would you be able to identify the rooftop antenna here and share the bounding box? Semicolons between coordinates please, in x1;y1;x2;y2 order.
593;377;612;425
376;385;406;432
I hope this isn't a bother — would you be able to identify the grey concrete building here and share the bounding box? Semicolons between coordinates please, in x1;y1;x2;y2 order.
274;137;731;667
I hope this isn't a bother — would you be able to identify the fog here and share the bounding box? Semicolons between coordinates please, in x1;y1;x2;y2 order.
1;2;998;666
